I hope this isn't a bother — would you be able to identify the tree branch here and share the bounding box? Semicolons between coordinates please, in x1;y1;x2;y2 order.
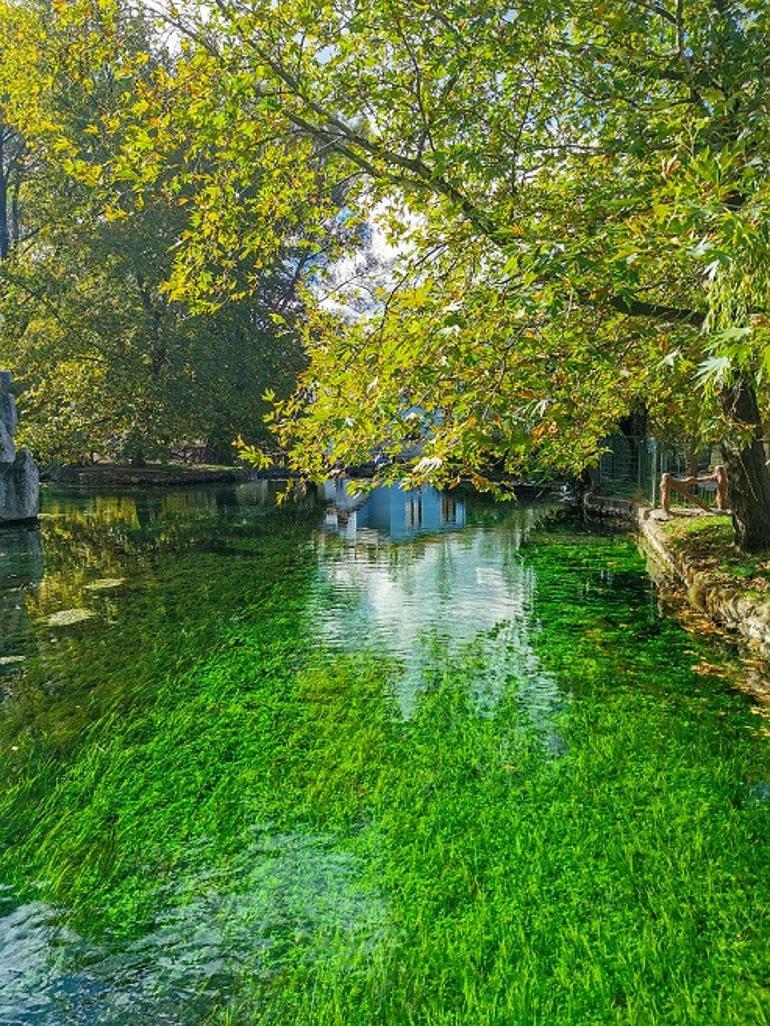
608;294;705;325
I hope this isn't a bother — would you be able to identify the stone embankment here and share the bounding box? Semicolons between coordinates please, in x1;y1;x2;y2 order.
585;492;770;663
57;464;255;488
0;372;39;524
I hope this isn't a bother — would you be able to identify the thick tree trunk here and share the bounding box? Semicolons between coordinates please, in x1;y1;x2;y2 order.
719;377;770;552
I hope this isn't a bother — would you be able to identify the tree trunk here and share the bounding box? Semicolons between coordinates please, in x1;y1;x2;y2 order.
0;132;9;263
719;377;770;552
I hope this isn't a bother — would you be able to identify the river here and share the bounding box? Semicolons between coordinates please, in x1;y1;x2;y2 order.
0;482;768;1025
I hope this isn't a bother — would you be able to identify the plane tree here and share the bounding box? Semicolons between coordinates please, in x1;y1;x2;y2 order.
136;0;770;549
8;0;770;547
0;0;322;464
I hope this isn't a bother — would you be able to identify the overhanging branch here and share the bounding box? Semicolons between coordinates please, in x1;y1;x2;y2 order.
608;294;705;325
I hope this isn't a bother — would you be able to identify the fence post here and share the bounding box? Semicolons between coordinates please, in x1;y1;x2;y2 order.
651;440;658;507
660;472;672;513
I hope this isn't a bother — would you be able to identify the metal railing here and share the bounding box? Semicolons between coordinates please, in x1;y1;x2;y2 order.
594;433;723;508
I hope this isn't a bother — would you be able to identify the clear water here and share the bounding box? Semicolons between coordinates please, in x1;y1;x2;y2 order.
0;483;768;1026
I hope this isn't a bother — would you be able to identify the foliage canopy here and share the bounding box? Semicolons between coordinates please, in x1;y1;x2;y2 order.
4;0;770;544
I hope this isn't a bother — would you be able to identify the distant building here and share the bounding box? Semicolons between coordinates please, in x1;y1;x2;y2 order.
321;481;465;541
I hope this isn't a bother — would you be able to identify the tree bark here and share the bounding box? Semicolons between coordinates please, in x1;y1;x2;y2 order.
0;129;9;263
719;377;770;552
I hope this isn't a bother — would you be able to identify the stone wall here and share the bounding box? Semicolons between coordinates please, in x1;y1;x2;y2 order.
0;372;39;524
637;509;770;660
582;492;637;521
585;490;770;665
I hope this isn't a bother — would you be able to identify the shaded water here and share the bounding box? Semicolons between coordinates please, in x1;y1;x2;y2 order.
0;483;768;1026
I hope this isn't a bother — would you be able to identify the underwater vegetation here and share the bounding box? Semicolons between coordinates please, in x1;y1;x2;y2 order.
0;484;768;1025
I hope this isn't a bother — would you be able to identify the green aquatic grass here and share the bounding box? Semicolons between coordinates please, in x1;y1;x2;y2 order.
217;536;770;1026
0;491;769;1025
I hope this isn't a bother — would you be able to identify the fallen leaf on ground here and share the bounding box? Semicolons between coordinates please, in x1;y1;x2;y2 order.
691;662;728;677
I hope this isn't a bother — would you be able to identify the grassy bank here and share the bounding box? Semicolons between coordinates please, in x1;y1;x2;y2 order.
663;515;770;591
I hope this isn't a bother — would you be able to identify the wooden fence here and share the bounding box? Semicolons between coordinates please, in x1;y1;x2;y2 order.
659;465;728;514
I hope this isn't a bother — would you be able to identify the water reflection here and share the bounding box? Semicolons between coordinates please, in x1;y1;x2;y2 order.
41;479;282;526
320;481;466;542
0;483;567;731
0;527;44;677
313;496;565;729
0;481;301;673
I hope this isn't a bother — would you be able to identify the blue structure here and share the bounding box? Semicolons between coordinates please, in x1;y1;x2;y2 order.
321;482;465;542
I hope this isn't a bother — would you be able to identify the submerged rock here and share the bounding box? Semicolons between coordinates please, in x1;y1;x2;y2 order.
43;608;95;627
0;373;39;525
84;578;127;591
749;781;770;804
